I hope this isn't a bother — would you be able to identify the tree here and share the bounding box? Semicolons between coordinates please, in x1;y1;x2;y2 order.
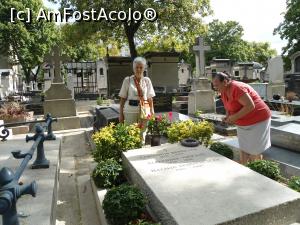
205;20;276;65
274;0;300;70
60;24;121;61
0;0;57;83
274;0;300;55
248;42;277;66
51;0;211;59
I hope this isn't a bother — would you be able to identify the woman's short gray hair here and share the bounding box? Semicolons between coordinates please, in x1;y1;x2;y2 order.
133;57;147;72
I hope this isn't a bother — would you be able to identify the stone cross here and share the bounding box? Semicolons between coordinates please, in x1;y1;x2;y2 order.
193;37;211;77
45;46;69;83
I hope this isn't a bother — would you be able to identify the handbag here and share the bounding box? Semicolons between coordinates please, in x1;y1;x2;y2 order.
133;77;151;120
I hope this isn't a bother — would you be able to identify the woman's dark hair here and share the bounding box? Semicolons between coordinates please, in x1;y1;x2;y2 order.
212;72;231;82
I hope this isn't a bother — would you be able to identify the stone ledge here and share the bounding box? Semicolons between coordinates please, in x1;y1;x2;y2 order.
52;116;81;131
0;136;61;225
89;162;109;225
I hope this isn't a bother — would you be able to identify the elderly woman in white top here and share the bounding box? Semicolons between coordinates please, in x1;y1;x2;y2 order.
119;57;155;124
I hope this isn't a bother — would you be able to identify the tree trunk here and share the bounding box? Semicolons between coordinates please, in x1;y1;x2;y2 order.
24;69;31;85
127;32;137;60
124;23;138;60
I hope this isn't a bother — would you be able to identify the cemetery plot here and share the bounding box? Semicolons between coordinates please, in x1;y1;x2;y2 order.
123;144;300;225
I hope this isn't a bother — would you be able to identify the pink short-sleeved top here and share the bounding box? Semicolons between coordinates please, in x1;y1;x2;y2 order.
221;81;271;126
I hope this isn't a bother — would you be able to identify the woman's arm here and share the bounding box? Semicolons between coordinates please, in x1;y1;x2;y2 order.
147;97;154;115
225;93;255;124
119;97;126;123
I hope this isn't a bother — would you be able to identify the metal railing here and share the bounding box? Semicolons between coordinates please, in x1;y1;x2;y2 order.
0;113;57;141
0;114;57;225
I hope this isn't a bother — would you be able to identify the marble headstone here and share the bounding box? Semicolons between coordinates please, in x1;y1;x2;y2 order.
123;143;300;225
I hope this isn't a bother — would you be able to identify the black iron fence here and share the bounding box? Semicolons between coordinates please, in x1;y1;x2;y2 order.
0;114;57;225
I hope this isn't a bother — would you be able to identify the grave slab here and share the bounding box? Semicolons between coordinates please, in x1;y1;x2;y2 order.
221;138;300;178
0;134;61;225
122;143;300;225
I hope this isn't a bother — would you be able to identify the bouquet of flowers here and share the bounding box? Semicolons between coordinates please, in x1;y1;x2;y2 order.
146;112;172;136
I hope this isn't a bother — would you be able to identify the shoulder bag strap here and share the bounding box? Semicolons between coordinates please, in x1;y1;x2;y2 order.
133;77;145;105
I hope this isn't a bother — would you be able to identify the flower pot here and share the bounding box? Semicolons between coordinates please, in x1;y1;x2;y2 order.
151;135;161;146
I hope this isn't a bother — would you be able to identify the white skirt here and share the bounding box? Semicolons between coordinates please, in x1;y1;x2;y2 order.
237;118;271;155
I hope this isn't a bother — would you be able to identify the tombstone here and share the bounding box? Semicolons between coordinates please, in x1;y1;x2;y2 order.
0;70;14;96
178;60;191;86
105;56;132;97
285;52;300;96
153;93;172;112
43;46;80;130
66;73;74;98
28;81;33;91
188;37;216;115
94;106;119;130
291;52;300;74
206;58;233;78
145;51;180;92
96;60;108;97
123;143;300;225
249;57;285;100
33;81;39;91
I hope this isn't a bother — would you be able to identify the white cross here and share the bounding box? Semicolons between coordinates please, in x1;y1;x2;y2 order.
193;37;211;77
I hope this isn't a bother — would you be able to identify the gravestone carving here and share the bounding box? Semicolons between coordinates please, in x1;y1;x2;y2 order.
43;46;76;118
188;37;216;114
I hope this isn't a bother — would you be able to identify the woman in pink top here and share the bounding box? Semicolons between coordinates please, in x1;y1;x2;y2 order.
212;72;271;164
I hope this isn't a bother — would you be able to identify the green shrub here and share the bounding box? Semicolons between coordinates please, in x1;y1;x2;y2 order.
92;159;123;188
210;142;234;159
97;96;110;105
246;160;281;180
288;176;300;192
103;184;147;225
167;120;213;146
128;219;161;225
92;123;142;162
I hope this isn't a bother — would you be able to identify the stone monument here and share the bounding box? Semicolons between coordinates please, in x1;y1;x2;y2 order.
66;72;74;99
122;143;300;225
249;56;285;100
188;37;216;114
43;46;80;130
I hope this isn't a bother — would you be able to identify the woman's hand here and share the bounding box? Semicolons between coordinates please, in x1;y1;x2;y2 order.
225;115;238;124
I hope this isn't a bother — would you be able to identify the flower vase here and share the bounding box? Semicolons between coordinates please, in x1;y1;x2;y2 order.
151;134;161;146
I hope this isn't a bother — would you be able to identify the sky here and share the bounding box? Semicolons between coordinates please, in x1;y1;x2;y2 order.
43;0;287;55
204;0;287;55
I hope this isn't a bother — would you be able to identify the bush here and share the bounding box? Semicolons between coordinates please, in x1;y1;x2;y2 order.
210;142;234;159
167;120;213;146
246;160;281;181
92;159;123;188
92;123;142;162
103;184;147;225
288;176;300;192
0;102;29;122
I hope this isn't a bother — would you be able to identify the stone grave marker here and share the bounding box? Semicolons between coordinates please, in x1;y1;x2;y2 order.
43;46;80;130
94;106;120;130
188;37;215;115
123;143;300;225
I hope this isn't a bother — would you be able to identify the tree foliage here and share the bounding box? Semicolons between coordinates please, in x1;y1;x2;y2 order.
60;24;121;61
274;0;300;56
50;0;211;59
274;0;300;70
205;20;276;65
0;0;57;83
